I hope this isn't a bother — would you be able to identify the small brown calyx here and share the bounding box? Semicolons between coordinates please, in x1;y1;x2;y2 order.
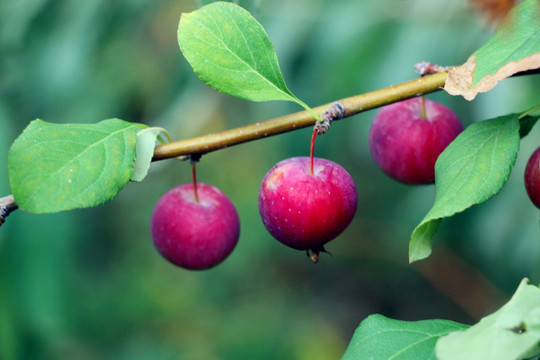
306;246;333;263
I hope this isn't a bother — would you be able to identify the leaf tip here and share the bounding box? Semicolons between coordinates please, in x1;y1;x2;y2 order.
409;219;442;263
409;246;432;264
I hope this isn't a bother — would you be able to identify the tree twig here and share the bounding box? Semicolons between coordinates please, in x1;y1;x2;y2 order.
152;72;448;161
1;72;449;224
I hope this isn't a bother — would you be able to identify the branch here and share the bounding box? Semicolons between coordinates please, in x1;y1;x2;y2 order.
1;72;447;224
152;72;448;160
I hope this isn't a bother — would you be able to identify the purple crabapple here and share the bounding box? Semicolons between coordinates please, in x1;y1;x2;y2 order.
150;183;239;270
369;97;463;184
525;146;540;209
258;157;357;262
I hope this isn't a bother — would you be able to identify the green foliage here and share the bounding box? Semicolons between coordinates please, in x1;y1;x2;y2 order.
1;0;539;359
8;119;145;213
343;279;540;360
341;314;468;360
436;279;540;360
409;114;539;263
178;1;321;121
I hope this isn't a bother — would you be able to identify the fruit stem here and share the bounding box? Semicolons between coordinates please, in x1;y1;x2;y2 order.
308;102;344;175
310;127;317;175
420;95;427;119
191;164;199;203
189;155;201;203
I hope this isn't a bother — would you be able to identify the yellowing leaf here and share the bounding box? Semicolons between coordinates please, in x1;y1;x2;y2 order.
445;0;540;100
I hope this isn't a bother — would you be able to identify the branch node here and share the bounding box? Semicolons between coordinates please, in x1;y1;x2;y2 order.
315;102;345;135
414;61;451;77
0;195;18;227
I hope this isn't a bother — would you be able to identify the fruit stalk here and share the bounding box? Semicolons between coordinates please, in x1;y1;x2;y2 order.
152;72;448;161
420;95;427;119
310;128;317;175
191;163;199;203
189;154;201;203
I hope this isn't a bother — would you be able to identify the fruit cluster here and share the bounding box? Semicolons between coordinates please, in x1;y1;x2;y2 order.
149;97;539;270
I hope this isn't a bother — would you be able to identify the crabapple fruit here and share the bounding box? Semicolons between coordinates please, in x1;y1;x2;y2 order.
369;97;463;184
524;146;540;209
258;157;357;262
150;183;239;270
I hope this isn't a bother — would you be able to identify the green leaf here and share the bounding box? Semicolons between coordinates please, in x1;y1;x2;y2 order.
445;0;540;100
409;114;522;262
519;114;540;138
436;278;540;360
341;314;468;360
178;1;292;102
177;2;320;119
131;127;170;182
8;119;145;213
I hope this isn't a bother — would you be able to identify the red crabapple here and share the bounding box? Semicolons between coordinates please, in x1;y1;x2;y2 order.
369;97;463;184
258;157;357;262
525;146;540;209
150;183;239;270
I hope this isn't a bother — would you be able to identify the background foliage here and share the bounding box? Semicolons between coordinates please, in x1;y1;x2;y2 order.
0;0;539;359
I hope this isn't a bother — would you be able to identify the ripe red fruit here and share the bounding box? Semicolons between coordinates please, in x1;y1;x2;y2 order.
258;157;357;262
524;146;540;209
150;183;240;270
369;97;463;184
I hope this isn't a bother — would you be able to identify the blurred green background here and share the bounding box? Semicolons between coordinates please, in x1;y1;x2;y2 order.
1;0;539;359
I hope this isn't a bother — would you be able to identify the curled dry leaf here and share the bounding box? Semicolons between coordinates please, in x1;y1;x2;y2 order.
445;0;540;100
445;53;540;100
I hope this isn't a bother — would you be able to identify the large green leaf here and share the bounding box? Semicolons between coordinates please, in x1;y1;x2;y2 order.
178;1;293;102
409;114;523;263
436;278;540;360
177;2;319;119
341;314;468;360
445;0;540;100
8;119;145;213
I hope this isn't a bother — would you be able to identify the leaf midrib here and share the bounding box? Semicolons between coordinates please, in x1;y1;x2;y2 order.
356;327;457;360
